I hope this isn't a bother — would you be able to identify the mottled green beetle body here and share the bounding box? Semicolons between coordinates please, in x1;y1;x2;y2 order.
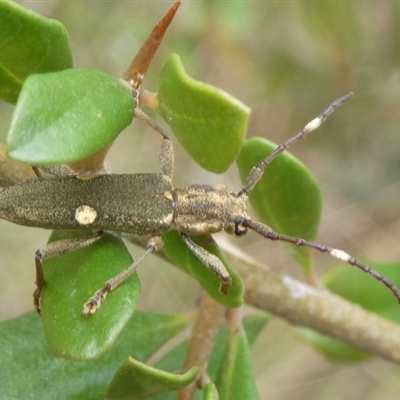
0;173;174;235
0;173;248;237
2;94;397;316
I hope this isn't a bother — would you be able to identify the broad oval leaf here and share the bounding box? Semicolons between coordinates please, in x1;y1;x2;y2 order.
105;358;198;400
162;231;243;308
0;0;73;104
41;230;141;361
7;69;134;164
155;53;250;173
236;137;322;271
0;311;190;400
298;262;400;362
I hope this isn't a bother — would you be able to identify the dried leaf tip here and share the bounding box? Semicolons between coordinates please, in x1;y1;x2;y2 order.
123;1;181;93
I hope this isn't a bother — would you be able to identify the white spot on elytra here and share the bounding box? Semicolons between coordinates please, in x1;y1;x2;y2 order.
75;205;97;226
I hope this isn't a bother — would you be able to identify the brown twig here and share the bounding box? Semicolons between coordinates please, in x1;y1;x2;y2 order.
225;251;400;364
178;295;225;400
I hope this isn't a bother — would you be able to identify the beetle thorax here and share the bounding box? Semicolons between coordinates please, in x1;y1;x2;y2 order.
166;184;249;235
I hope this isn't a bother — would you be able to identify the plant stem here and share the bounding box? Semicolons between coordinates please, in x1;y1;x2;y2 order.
225;251;400;364
178;294;225;400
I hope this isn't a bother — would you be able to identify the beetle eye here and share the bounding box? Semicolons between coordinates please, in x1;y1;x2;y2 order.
234;217;248;237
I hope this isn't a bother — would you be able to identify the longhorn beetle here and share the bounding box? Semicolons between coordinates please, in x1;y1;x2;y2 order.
1;93;400;317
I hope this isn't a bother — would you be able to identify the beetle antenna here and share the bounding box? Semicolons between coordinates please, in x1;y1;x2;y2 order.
243;219;400;303
238;92;354;197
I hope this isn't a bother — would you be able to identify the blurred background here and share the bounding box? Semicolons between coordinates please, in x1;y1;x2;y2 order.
1;1;400;399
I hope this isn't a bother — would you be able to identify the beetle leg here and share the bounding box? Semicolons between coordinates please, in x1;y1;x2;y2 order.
134;108;174;179
82;235;164;317
32;164;78;178
33;231;103;315
180;233;232;294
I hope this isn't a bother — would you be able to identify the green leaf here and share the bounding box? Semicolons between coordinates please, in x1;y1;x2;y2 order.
206;312;269;384
236;137;322;271
162;231;244;308
40;230;140;361
297;328;369;362
105;359;198;400
203;384;217;400
242;312;270;347
0;311;190;400
155;53;250;173
299;262;400;361
323;262;400;321
0;0;73;104
215;323;260;400
7;69;134;164
150;313;269;400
